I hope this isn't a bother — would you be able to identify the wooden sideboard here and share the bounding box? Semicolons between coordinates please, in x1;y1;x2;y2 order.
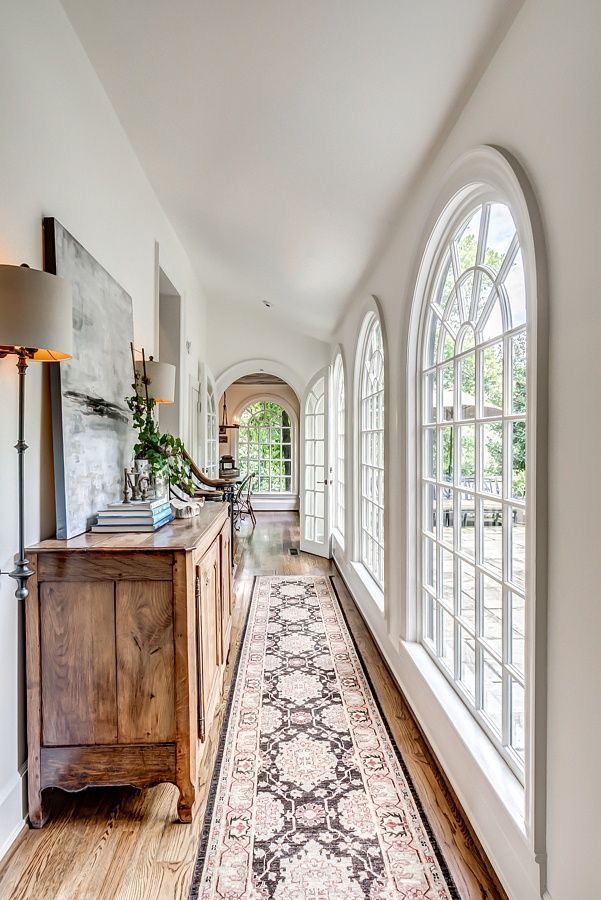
25;502;233;827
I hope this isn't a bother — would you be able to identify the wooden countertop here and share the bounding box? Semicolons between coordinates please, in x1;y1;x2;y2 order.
28;502;228;553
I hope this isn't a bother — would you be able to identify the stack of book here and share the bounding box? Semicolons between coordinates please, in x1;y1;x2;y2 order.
92;499;174;533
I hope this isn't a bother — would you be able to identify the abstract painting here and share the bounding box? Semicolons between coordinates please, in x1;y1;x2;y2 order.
44;218;135;538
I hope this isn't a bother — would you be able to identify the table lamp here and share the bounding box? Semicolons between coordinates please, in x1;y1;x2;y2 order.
0;264;72;600
134;355;176;404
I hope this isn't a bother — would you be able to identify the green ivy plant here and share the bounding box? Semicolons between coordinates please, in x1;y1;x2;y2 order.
126;388;194;494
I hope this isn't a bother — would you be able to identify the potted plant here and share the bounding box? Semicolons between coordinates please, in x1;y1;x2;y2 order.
126;350;193;497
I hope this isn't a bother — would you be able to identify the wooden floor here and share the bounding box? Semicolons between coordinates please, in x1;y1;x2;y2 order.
0;511;506;899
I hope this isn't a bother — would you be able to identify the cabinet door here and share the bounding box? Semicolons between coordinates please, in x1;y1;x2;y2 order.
220;521;233;663
41;581;117;746
196;541;221;741
116;581;175;743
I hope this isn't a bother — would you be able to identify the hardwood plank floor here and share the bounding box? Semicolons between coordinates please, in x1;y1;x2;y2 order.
0;511;506;899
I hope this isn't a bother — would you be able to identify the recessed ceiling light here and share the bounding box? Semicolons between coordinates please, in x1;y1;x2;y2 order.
262;300;272;309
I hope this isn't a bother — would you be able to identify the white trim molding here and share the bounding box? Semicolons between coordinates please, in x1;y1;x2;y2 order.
351;297;389;616
0;767;27;865
215;358;304;402
404;145;549;897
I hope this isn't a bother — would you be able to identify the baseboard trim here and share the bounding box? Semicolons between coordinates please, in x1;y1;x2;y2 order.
251;497;299;512
0;768;27;866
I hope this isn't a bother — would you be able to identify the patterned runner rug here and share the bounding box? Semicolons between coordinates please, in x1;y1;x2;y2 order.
190;576;459;899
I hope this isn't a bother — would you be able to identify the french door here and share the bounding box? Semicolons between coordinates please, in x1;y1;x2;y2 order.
300;367;330;557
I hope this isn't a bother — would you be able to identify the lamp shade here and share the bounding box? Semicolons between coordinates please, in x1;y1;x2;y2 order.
135;358;176;403
0;264;72;360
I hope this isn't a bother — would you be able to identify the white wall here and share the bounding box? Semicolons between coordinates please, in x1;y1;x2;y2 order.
207;297;329;397
0;0;209;856
331;1;600;898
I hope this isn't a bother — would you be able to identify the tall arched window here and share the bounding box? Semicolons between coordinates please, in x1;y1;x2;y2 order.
358;314;385;589
419;200;527;774
333;354;345;538
238;400;293;493
206;385;218;478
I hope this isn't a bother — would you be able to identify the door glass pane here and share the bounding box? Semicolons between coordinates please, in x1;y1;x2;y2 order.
304;376;326;543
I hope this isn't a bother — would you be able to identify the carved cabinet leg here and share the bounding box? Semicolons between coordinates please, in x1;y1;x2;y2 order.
176;779;195;823
28;780;48;829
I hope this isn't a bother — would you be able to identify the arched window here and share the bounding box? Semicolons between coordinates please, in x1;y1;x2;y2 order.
358;313;385;588
206;385;218;478
238;400;293;493
333;354;345;538
419;200;527;774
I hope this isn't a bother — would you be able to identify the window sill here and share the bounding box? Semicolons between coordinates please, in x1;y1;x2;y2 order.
331;527;345;552
350;561;385;612
400;639;526;829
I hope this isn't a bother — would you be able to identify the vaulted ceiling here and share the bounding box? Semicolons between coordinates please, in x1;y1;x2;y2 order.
61;0;522;338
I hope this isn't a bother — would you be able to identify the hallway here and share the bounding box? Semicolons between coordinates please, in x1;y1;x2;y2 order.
0;512;504;899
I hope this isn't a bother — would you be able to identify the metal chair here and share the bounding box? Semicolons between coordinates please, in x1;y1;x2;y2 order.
234;473;256;529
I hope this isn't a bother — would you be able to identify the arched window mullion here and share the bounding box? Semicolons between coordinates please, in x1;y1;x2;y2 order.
494;232;520;285
357;314;385;591
418;199;528;781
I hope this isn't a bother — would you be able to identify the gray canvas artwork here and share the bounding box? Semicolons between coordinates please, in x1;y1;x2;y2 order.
45;218;135;538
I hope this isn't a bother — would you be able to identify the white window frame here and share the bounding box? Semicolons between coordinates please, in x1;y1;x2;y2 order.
238;399;295;494
332;353;346;541
206;383;218;478
406;147;548;883
355;310;385;592
418;197;527;780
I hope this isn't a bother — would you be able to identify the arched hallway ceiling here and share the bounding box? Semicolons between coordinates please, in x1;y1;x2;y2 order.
61;0;522;339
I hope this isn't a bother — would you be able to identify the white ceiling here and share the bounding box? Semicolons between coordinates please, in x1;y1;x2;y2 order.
61;0;521;339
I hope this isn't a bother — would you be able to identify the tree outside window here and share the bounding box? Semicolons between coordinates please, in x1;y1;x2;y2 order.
238;401;293;493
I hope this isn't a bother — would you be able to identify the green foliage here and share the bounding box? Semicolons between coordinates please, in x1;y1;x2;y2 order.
438;336;526;497
238;401;292;492
126;389;193;494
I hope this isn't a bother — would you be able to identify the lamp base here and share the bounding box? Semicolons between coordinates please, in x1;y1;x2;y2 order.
9;559;34;601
